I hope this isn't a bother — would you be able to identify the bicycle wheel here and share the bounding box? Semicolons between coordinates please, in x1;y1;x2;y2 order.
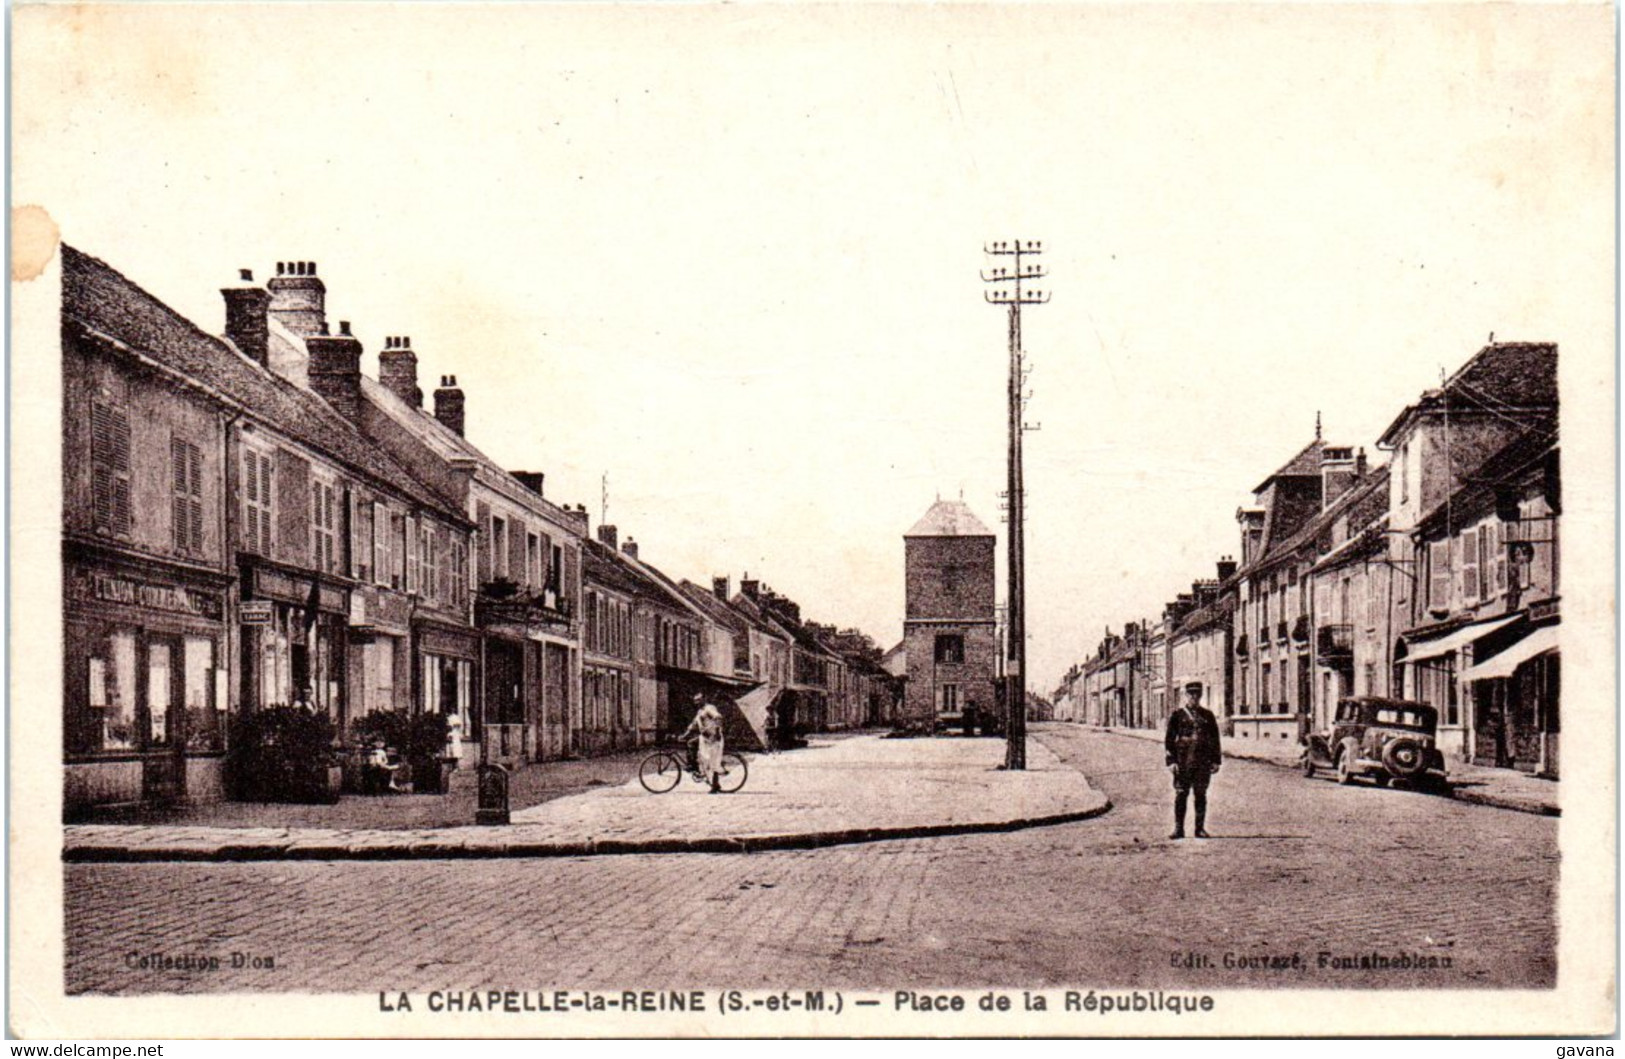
714;752;748;794
638;751;683;794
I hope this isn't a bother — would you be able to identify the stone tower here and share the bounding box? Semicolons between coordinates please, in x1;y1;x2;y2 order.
902;499;998;731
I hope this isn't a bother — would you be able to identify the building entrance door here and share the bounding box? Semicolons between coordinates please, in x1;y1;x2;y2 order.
141;635;186;805
484;640;527;763
544;643;569;759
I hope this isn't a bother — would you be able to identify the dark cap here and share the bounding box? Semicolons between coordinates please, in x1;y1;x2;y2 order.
1183;681;1204;695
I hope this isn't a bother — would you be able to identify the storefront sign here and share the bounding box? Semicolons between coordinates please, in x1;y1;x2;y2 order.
251;567;346;614
70;570;222;621
240;600;274;625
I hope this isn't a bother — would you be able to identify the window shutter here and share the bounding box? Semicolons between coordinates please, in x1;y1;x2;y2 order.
92;403;132;536
172;437;188;551
474;502;492;585
405;514;418;594
1492;522;1507;593
372;502;387;586
509;521;527;588
1429;540;1451;610
275;449;308;566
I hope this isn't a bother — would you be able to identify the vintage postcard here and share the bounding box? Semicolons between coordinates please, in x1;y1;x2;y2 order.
8;1;1616;1040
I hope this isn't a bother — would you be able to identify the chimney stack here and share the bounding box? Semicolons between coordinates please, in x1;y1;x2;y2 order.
266;260;327;337
433;375;465;437
306;324;365;423
741;576;760;601
221;268;270;366
379;335;422;408
1217;555;1238;582
1320;445;1357;509
512;471;545;497
597;524;618;551
622;538;639;560
712;576;730;601
1355;447;1368;480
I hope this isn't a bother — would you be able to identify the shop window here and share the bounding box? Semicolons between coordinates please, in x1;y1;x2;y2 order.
147;641;173;747
92;402;133;537
366;637;395;714
171;437;204;555
87;629;139;752
184;637;222;752
242;447;275;555
260;612;292;709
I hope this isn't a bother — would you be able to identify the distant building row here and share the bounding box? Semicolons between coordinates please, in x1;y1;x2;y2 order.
62;248;896;817
1051;341;1560;778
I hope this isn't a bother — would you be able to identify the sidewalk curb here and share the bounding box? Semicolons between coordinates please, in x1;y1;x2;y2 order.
1095;727;1558;818
61;798;1114;864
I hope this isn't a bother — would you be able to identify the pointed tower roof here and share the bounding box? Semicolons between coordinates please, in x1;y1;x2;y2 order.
906;499;994;537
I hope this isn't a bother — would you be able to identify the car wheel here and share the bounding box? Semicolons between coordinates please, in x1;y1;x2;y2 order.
1380;738;1427;780
1335;744;1359;785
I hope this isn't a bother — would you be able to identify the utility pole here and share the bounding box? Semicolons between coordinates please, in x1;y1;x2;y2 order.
983;238;1048;770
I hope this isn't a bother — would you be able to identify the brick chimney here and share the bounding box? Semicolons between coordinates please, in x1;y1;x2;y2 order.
433;375;465;437
306;320;364;423
378;335;422;408
712;576;730;601
622;538;639;561
511;471;545;497
267;260;327;337
741;576;760;601
597;524;618;551
1217;555;1238;582
221;268;270;367
1321;445;1358;509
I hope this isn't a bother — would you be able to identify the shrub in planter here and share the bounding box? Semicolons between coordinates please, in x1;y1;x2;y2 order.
349;710;451;794
228;707;341;804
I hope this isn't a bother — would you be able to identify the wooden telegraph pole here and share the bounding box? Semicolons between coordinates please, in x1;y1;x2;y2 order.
982;239;1047;771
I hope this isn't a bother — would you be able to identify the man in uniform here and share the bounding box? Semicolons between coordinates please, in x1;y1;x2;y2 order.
1164;681;1222;839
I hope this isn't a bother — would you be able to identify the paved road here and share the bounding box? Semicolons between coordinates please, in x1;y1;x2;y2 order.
64;725;1555;994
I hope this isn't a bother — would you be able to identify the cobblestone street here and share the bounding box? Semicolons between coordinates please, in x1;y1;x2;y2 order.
65;725;1556;995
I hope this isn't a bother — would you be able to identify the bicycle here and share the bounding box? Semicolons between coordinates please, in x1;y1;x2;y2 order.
638;741;748;794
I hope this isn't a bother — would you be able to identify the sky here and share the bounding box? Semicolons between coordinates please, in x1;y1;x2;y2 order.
15;3;1614;690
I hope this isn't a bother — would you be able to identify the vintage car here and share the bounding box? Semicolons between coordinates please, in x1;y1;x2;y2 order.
1302;697;1449;790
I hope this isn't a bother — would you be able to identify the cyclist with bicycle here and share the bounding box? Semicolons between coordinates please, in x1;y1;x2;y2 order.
680;694;726;794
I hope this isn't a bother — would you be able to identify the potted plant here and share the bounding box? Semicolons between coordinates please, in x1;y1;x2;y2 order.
348;710;453;794
407;711;452;794
228;707;341;804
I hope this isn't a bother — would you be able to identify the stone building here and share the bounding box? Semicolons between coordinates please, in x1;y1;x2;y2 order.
62;248;476;817
901;500;998;732
1378;342;1558;766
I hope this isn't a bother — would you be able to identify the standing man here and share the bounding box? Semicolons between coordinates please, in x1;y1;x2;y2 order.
1165;681;1222;839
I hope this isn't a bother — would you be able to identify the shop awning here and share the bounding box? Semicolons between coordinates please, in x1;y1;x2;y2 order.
1405;614;1521;663
1459;625;1559;682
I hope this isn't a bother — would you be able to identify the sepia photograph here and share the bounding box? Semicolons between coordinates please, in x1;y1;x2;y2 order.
8;0;1616;1039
